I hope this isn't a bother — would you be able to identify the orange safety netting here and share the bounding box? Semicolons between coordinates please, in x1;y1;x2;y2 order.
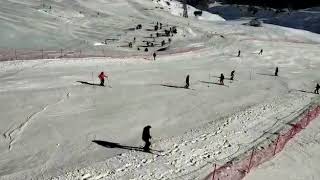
210;105;320;180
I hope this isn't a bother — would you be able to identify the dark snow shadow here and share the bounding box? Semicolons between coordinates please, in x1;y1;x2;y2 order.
256;73;276;77
210;75;233;80
292;89;316;94
77;81;101;87
199;81;229;87
92;140;163;153
159;84;187;89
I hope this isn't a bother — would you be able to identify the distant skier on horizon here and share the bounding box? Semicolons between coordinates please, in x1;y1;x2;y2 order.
275;67;279;76
258;49;263;55
220;73;225;85
98;72;108;86
142;125;152;152
185;75;190;89
230;70;235;81
315;83;320;94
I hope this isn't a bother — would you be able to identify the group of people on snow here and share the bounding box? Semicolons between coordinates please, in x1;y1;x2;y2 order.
94;47;319;152
129;21;176;60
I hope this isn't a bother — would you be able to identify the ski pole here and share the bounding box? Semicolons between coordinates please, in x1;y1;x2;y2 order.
107;77;112;87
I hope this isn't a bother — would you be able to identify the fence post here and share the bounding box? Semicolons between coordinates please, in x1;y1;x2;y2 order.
273;134;281;156
212;164;217;180
102;49;105;57
15;49;17;60
307;108;311;121
247;148;255;173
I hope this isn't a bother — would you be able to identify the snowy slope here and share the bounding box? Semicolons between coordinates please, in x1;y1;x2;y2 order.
0;0;320;180
0;0;224;51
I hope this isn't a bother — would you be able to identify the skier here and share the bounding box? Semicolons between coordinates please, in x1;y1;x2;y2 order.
145;48;148;52
98;72;108;86
230;70;235;81
185;75;190;89
275;67;279;76
142;125;152;152
220;73;225;85
237;50;241;57
315;83;320;94
258;49;263;55
161;40;165;46
153;52;156;61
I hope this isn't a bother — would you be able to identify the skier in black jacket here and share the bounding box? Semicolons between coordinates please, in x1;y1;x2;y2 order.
220;73;225;85
230;70;235;81
275;67;279;76
142;125;152;152
153;52;156;61
185;75;190;89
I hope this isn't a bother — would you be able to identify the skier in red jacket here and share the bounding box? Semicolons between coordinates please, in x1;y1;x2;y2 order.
98;72;108;86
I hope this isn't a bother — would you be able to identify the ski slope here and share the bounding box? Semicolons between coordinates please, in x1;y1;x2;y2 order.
0;0;320;180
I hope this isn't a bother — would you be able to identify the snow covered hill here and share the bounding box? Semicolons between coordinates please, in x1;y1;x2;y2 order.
0;0;320;180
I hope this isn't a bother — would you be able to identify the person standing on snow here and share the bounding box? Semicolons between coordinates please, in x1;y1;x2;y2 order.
237;50;241;57
258;49;263;55
153;52;157;61
230;70;235;81
315;83;320;94
220;73;225;85
185;75;190;89
98;72;108;86
275;67;279;76
142;125;152;152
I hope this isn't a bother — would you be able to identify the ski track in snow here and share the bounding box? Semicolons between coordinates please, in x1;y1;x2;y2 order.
52;94;312;180
0;0;319;179
2;92;70;151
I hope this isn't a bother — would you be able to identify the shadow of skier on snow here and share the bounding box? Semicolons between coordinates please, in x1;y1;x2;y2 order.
210;75;234;81
77;81;101;86
92;140;163;154
291;89;315;94
256;73;276;77
159;84;186;89
199;81;229;87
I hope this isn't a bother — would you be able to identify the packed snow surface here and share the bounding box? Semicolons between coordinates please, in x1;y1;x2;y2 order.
0;0;320;180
